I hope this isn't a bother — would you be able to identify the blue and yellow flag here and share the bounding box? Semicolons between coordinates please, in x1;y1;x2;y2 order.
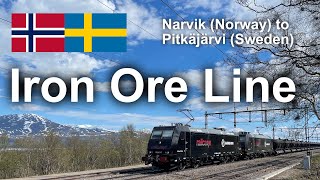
65;13;127;52
11;13;127;52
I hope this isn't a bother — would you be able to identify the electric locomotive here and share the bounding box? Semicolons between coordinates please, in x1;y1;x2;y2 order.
142;124;240;170
239;132;273;158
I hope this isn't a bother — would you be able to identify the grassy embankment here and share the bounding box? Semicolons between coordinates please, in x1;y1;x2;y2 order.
273;153;320;179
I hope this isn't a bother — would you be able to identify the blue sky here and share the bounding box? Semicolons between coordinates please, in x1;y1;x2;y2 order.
0;0;315;139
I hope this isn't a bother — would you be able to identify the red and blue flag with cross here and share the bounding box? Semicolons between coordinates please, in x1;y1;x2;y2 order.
11;13;127;52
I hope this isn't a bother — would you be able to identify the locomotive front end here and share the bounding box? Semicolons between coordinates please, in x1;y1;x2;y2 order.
142;126;188;169
142;126;180;169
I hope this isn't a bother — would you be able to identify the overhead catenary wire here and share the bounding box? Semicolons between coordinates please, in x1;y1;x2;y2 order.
205;106;312;129
0;17;11;24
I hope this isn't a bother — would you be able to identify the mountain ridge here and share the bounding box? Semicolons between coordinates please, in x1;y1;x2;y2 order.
0;113;112;137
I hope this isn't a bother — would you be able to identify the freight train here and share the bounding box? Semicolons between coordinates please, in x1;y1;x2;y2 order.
142;124;320;170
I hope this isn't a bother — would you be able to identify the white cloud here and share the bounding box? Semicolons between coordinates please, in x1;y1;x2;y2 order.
217;125;227;129
117;0;162;40
185;97;207;111
95;82;111;92
171;0;292;22
171;0;255;20
47;110;190;127
176;62;235;94
170;0;223;18
94;80;135;92
230;127;244;133
176;69;204;91
3;53;117;78
12;103;50;111
118;80;136;91
177;64;243;112
0;19;11;54
224;1;257;21
0;95;10;99
184;96;246;112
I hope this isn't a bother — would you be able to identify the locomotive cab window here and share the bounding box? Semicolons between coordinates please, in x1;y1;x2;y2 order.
162;130;174;138
151;130;162;139
151;130;174;139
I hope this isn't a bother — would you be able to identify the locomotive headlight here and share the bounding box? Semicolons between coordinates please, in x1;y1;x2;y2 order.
165;151;170;154
149;151;152;154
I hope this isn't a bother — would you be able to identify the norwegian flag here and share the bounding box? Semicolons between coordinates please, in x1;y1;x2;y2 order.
12;13;65;52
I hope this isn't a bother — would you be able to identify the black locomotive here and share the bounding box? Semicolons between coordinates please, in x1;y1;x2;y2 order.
142;124;320;170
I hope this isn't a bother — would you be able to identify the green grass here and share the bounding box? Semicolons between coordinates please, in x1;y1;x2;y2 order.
304;154;320;179
292;154;320;179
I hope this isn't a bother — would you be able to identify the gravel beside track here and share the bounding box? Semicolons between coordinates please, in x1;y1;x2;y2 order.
19;149;319;180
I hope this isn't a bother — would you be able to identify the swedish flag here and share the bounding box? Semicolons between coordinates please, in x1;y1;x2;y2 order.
65;13;127;52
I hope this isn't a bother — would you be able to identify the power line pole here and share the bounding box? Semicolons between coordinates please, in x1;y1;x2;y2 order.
261;102;263;122
233;103;236;128
272;125;275;140
205;111;208;129
304;107;310;155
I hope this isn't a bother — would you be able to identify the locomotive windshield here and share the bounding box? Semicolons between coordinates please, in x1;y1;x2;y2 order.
239;136;246;142
151;130;174;139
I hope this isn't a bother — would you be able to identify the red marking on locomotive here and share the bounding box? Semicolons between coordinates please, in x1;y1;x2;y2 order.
159;156;168;162
255;139;261;146
196;139;212;146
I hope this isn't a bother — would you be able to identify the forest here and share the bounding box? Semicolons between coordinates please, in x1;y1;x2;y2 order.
0;124;149;179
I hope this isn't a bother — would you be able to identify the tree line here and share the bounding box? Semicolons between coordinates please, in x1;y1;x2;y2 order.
0;124;149;179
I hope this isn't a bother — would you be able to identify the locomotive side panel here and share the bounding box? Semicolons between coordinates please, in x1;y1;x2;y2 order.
219;135;239;155
189;131;240;160
190;132;210;158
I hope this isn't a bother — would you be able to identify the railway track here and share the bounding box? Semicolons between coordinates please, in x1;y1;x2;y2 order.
26;167;154;180
23;149;319;180
192;154;303;180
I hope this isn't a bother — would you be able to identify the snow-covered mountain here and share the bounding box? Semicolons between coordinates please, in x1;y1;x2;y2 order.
0;113;112;137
